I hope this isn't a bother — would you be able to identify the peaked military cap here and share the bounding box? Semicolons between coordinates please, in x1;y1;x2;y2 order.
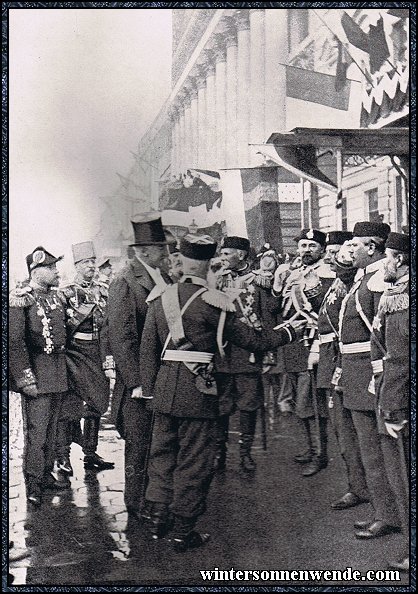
72;241;96;264
97;257;111;269
326;231;353;245
294;228;327;247
221;236;250;252
26;247;63;274
130;212;168;246
385;232;409;253
180;234;217;261
352;221;391;240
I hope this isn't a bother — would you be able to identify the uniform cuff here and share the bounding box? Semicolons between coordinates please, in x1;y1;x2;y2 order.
383;409;407;423
16;368;36;388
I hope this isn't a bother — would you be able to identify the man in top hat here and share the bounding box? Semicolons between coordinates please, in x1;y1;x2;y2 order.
335;221;400;539
57;240;114;475
215;236;278;472
272;229;335;477
107;213;170;521
317;233;369;506
370;232;410;571
9;247;70;505
140;234;303;551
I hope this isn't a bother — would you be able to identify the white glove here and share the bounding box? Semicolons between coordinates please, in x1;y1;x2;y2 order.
384;420;408;439
307;350;319;370
131;386;152;400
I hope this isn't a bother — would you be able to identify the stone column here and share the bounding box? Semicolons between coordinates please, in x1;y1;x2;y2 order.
264;9;288;139
177;91;186;175
196;66;207;168
183;89;192;171
236;9;251;167
225;19;238;169
213;34;227;169
249;8;266;166
170;106;180;177
188;79;199;168
203;50;216;170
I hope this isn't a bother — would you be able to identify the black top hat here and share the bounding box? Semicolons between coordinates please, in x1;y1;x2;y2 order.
326;231;353;245
385;232;409;253
352;221;391;240
221;236;250;252
294;229;327;247
130;213;169;246
180;234;217;261
26;246;63;274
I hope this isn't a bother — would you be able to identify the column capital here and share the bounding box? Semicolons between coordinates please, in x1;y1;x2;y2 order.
223;17;237;48
194;65;207;90
212;34;227;63
200;49;216;76
235;9;250;31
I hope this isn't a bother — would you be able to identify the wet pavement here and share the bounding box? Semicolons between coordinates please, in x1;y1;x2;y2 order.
8;391;410;587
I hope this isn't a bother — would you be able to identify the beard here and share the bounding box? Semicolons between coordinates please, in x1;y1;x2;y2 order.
384;265;397;283
301;253;321;266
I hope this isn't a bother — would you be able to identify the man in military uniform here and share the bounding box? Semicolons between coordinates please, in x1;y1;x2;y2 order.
371;232;410;570
9;247;70;505
140;234;302;551
317;233;369;508
107;214;170;521
336;221;400;539
57;241;114;474
215;236;278;472
272;229;334;477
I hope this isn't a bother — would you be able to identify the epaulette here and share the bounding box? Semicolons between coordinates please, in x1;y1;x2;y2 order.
146;284;168;303
9;286;35;308
367;268;389;293
202;288;236;312
378;281;409;314
253;272;273;289
58;284;76;298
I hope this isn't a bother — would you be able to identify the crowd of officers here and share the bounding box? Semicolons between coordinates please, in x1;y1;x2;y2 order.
9;213;410;569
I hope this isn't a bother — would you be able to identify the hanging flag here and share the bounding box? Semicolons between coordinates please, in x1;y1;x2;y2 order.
368;17;390;73
341;12;369;52
387;9;409;19
286;65;354;111
161;170;222;213
335;40;349;91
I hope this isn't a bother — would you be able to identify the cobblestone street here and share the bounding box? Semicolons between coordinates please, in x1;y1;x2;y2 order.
8;391;409;587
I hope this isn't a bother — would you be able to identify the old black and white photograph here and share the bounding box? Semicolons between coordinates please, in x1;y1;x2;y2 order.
5;3;413;589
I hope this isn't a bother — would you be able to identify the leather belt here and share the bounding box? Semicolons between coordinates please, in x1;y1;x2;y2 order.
339;341;371;354
73;332;95;341
319;332;336;345
162;350;214;364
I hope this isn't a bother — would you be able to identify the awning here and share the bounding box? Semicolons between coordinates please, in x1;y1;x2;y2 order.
253;143;338;194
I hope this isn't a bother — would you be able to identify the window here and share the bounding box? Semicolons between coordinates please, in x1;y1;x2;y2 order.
366;187;381;222
288;9;309;53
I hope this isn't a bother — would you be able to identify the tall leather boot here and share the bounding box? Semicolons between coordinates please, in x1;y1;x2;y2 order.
84;417;114;470
294;418;314;463
212;415;229;472
239;410;257;471
148;502;173;539
172;515;210;553
55;420;73;476
302;417;328;477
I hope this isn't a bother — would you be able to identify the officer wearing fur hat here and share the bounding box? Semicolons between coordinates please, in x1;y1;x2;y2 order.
318;233;369;507
371;232;410;571
272;229;335;477
140;234;302;551
56;240;114;475
107;213;170;521
215;236;279;472
335;221;401;540
9;247;70;505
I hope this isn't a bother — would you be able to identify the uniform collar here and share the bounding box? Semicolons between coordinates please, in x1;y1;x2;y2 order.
180;275;208;287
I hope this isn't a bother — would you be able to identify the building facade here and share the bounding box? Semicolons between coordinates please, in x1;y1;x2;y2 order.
107;8;409;254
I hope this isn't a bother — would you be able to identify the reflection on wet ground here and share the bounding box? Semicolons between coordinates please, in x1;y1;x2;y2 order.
8;391;409;587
